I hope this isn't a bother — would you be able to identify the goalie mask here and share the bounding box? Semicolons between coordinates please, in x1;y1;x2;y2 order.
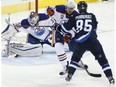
28;11;39;26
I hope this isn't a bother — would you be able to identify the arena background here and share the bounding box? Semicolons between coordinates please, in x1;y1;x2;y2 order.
1;0;99;15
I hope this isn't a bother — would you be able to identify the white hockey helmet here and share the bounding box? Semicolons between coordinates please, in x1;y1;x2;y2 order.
66;0;76;14
66;0;76;8
28;11;39;26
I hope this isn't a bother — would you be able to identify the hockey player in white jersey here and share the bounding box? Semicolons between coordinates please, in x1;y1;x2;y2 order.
20;11;54;45
46;0;87;75
2;1;87;75
2;11;55;57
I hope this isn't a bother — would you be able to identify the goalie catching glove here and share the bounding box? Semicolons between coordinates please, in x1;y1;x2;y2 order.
1;19;19;41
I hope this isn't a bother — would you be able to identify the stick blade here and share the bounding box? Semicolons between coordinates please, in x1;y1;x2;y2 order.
89;73;102;77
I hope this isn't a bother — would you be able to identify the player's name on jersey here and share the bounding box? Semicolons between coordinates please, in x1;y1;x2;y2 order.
76;15;92;19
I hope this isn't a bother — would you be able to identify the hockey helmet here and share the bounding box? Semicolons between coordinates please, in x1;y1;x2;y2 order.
66;0;76;14
28;11;39;26
66;0;76;8
77;1;87;14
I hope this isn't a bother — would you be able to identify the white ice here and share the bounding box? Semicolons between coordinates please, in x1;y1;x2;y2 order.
1;2;115;87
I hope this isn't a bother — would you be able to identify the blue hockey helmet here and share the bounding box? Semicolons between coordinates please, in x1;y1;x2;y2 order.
77;1;87;14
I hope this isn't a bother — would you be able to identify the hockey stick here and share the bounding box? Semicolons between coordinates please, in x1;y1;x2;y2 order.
6;39;10;57
80;60;102;77
6;14;11;57
5;19;56;28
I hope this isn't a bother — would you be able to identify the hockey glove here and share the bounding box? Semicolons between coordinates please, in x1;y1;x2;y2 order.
46;6;54;16
63;34;72;43
1;19;19;41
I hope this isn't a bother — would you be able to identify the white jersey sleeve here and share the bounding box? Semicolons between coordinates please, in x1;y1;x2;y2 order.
25;19;53;41
20;14;55;41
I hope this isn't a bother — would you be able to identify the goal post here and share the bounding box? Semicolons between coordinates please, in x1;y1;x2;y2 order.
35;0;38;13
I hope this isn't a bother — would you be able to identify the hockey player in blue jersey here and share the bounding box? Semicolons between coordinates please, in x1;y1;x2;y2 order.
56;1;115;84
46;0;88;75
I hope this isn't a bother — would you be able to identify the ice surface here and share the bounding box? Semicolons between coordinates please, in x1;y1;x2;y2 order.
1;2;115;87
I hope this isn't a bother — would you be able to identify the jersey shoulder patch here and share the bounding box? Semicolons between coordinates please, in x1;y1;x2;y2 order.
21;19;30;29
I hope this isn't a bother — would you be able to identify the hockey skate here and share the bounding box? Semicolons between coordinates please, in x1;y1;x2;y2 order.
65;74;73;81
107;76;115;84
59;61;69;75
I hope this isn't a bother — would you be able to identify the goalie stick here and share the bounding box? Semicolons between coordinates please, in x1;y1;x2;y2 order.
5;19;56;28
80;60;102;77
5;14;11;57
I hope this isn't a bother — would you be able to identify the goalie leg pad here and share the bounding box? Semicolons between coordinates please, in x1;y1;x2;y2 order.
10;43;43;57
2;43;43;57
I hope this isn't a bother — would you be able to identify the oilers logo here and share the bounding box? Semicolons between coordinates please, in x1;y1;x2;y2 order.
34;27;45;36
